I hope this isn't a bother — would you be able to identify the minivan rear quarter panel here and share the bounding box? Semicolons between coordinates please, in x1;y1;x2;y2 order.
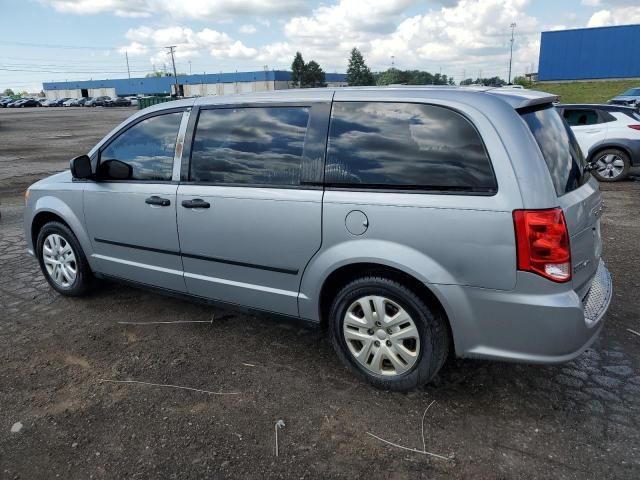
298;91;527;322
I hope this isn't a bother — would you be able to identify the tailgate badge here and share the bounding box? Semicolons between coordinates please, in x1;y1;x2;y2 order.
574;259;591;274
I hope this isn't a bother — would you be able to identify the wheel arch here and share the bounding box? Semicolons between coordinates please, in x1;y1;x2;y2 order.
587;141;634;166
305;259;455;358
31;211;71;247
30;196;93;261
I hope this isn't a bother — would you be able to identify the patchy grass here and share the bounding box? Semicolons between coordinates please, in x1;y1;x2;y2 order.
531;79;640;104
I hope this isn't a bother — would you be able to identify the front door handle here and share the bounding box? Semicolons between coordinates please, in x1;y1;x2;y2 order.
181;198;210;209
145;196;171;206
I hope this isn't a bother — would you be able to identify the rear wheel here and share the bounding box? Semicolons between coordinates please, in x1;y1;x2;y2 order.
591;149;630;182
328;276;449;391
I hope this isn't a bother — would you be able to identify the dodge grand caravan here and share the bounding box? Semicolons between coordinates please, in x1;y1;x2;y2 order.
24;87;612;391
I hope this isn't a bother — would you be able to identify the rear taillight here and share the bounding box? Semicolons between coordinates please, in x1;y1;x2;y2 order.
513;208;571;283
628;124;640;131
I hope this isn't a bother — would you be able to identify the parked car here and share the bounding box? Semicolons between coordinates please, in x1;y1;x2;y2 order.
0;97;16;107
102;96;132;107
8;98;40;108
63;98;77;107
608;87;640;108
66;98;88;107
125;96;139;106
557;103;640;181
47;98;70;107
85;96;111;107
23;88;612;391
5;98;24;108
38;98;49;106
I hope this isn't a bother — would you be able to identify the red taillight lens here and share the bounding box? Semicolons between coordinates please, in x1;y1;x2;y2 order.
513;208;571;283
628;124;640;131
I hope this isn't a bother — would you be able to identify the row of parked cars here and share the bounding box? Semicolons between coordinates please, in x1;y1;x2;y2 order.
0;96;138;108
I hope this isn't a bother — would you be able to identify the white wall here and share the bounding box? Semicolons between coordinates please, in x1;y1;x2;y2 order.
88;87;116;98
180;80;282;97
45;89;81;100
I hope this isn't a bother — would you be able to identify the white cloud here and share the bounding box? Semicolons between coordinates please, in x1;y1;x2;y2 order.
274;0;541;79
41;0;309;20
121;25;259;65
44;0;153;17
239;24;257;34
107;0;640;82
587;6;640;27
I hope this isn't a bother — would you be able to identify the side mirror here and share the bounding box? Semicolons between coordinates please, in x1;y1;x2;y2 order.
70;155;92;179
98;159;133;180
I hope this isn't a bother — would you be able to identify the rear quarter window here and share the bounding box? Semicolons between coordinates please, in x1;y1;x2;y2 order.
325;102;497;193
520;105;589;196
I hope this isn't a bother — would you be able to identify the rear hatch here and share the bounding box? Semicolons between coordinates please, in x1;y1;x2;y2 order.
520;105;603;298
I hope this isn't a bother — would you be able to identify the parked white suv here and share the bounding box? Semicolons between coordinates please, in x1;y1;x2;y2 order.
558;104;640;181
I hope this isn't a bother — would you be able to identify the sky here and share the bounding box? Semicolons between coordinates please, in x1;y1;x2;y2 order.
1;0;639;93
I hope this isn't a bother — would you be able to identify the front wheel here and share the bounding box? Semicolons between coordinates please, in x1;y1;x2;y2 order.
328;276;449;391
36;221;93;296
591;149;630;182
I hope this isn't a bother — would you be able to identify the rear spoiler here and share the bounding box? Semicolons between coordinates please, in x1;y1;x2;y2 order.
485;88;559;110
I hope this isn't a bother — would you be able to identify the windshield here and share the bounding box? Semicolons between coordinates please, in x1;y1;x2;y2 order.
622;88;640;96
520;105;590;196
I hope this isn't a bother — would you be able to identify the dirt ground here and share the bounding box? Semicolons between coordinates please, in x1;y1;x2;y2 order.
0;108;639;479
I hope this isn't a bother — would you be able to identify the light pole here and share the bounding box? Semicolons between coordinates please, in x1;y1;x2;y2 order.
508;22;516;84
165;45;179;95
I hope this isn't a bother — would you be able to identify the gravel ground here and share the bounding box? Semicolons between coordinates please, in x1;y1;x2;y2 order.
1;108;639;479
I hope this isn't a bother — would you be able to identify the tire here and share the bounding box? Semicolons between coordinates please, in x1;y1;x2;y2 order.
328;276;449;391
591;148;630;182
36;221;93;296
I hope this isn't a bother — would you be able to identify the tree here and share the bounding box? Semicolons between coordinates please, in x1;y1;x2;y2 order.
375;68;405;85
346;48;374;86
512;75;530;87
291;51;305;87
375;69;454;86
3;88;15;96
302;60;326;88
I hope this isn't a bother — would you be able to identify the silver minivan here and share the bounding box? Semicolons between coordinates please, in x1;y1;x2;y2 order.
23;87;612;391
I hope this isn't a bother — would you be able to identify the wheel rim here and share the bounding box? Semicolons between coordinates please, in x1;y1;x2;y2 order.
343;295;420;376
595;153;625;179
42;233;77;288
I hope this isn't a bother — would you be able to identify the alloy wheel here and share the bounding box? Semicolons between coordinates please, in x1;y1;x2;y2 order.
595;153;625;180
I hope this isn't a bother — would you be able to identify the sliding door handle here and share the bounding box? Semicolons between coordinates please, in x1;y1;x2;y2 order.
145;196;171;206
181;198;210;209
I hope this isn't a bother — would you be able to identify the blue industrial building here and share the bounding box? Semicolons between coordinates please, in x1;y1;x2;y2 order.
538;24;640;81
42;70;348;99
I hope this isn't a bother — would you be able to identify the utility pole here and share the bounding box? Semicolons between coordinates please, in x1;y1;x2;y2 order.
391;55;395;69
125;51;131;79
166;45;179;95
188;60;192;75
508;22;517;84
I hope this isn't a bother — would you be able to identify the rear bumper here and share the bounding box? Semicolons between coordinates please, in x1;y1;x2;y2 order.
437;260;612;363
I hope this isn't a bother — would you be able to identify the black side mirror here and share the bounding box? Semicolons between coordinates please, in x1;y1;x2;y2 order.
70;155;92;179
98;159;133;180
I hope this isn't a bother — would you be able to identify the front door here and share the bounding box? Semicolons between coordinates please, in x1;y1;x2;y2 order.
84;109;188;292
177;103;329;316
